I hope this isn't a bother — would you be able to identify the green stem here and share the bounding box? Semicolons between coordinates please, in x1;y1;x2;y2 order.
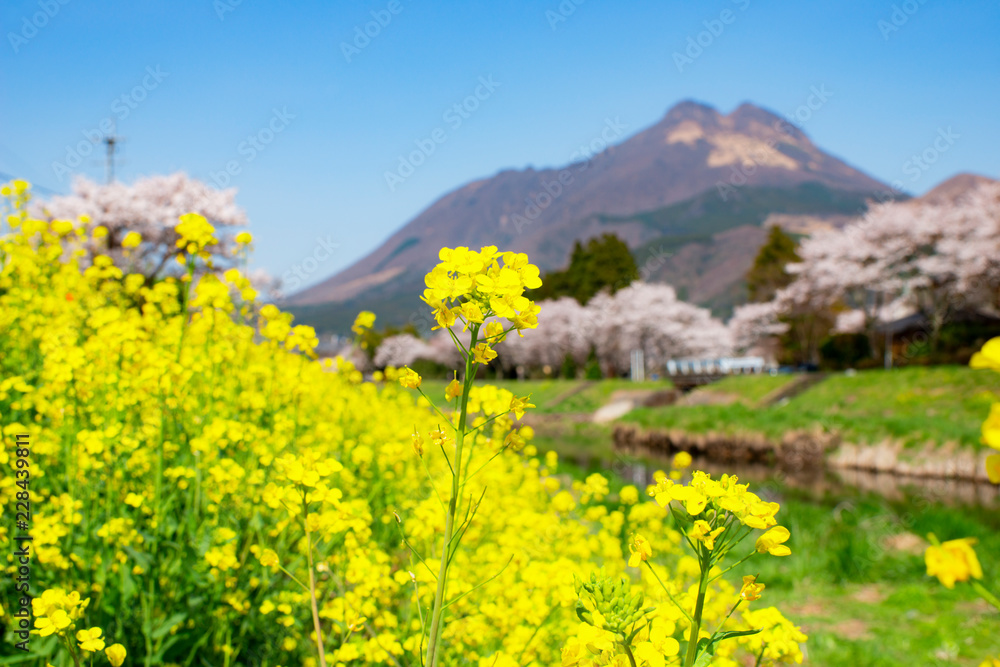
425;327;478;667
709;551;756;584
514;604;557;665
683;565;709;667
972;580;1000;611
623;644;638;667
65;637;83;667
425;502;456;666
643;561;693;623
304;494;329;667
710;598;742;642
144;577;155;667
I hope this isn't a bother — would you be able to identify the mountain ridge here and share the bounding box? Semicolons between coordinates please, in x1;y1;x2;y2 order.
287;100;888;312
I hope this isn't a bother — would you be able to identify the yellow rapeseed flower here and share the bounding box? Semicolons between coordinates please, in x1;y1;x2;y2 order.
503;429;525;451
174;213;218;253
121;231;142;248
970;337;1000;371
484;320;506;342
986;454;1000;484
618;485;639;505
399;367;421;389
925;537;983;589
628;534;652;567
689;519;725;550
444;379;462;401
76;627;106;652
52;219;75;235
740;575;765;602
672;451;693;469
421;245;542;336
105;644;127;667
981;403;1000;450
35;609;71;636
755;526;791;556
509;394;534;420
351;310;375;336
472;343;497;365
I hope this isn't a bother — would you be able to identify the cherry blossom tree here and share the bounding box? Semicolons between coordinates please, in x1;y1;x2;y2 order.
782;181;1000;352
372;327;466;371
374;334;437;368
588;283;732;376
33;172;247;280
498;297;593;374
728;301;789;355
936;182;1000;314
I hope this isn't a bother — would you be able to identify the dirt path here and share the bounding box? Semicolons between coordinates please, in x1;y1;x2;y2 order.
546;381;596;409
757;372;828;407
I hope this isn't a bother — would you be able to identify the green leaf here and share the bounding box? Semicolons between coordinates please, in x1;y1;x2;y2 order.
711;628;763;644
693;629;764;666
694;652;716;667
123;545;151;570
152;611;188;640
693;638;715;667
152;631;186;659
122;567;137;598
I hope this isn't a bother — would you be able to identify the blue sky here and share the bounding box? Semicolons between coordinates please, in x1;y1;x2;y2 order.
2;0;998;290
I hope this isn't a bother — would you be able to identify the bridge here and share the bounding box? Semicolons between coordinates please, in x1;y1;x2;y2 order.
663;356;774;391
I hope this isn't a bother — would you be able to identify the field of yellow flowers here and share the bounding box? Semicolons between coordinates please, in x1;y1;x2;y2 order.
0;178;844;667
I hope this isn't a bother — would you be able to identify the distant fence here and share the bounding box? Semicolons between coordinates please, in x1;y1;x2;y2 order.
665;356;770;376
662;356;774;390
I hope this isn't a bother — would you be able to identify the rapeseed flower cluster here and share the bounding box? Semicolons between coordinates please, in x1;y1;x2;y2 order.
421;245;541;334
971;337;1000;483
566;465;804;666
920;338;1000;666
0;181;805;666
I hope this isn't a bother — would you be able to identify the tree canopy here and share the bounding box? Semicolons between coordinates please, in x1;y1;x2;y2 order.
746;225;800;303
532;233;639;304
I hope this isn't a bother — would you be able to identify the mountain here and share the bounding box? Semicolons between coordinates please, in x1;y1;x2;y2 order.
912;172;997;205
286;100;894;331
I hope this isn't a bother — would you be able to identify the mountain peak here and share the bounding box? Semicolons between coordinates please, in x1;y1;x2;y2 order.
919;172;998;204
662;99;722;125
658;101;810;145
728;102;809;143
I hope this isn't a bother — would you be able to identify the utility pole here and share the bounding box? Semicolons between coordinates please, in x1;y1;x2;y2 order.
885;329;893;370
103;124;122;184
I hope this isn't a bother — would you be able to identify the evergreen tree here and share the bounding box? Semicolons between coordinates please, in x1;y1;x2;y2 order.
533;233;639;304
746;225;800;303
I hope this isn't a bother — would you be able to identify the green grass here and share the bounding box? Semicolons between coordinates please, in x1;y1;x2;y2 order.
531;421;615;462
408;378;672;415
624;366;999;448
695;373;799;405
741;487;1000;665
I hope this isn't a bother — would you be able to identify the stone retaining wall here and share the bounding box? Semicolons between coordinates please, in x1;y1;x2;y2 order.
612;424;994;482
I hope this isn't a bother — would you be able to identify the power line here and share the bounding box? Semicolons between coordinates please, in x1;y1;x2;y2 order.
0;171;63;196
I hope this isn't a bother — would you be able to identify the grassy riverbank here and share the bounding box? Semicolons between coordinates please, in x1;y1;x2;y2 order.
413;366;999;460
623;366;998;449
